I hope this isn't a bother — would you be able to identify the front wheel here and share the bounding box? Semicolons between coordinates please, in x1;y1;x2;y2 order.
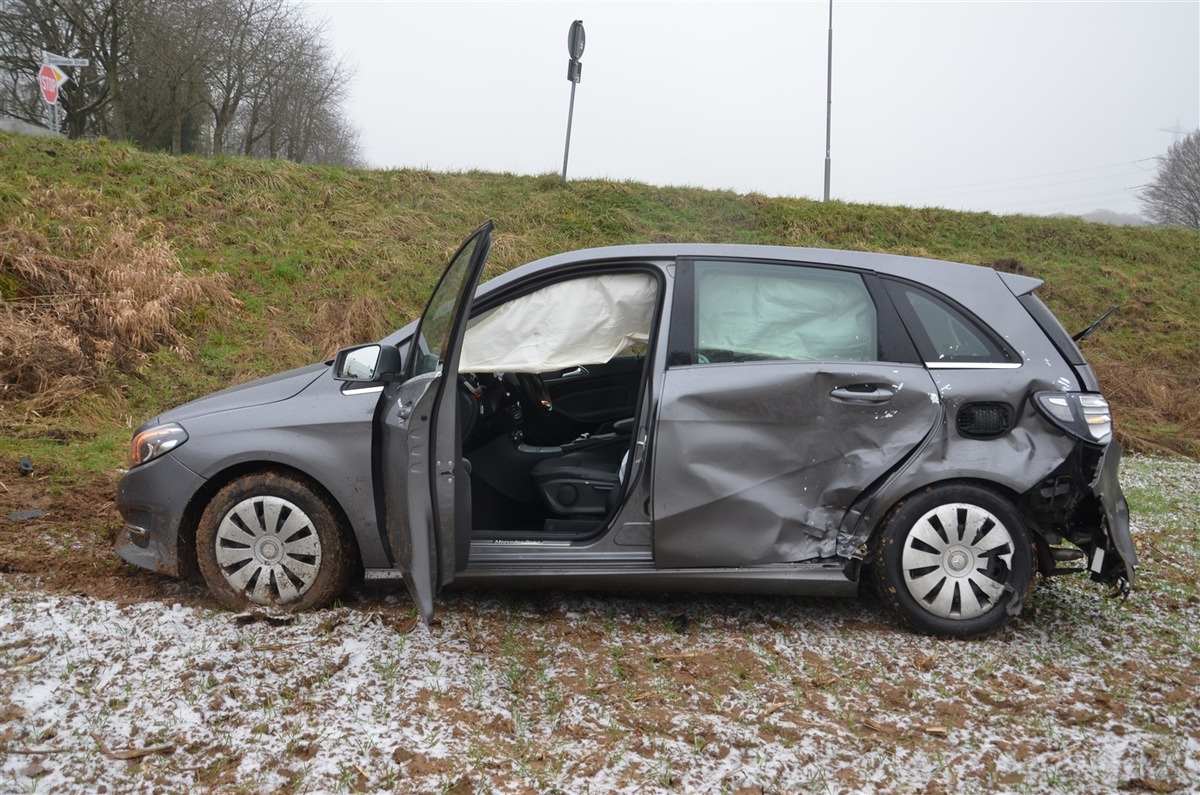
197;472;355;612
871;485;1035;638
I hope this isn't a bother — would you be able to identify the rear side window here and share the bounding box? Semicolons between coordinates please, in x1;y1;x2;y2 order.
885;280;1018;367
692;261;878;363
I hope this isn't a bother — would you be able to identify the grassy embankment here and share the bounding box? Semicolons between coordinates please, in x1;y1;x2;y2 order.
1;130;1198;496
3;132;1199;794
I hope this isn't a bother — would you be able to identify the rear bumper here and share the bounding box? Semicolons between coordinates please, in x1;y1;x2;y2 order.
114;454;207;579
1025;438;1135;590
1092;441;1136;587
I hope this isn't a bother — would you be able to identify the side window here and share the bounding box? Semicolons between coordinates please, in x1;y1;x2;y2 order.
691;261;878;364
886;280;1017;366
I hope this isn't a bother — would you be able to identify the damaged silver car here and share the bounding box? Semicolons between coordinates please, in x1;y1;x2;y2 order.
116;222;1135;637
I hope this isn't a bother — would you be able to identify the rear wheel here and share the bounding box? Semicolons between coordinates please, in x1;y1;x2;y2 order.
872;485;1035;638
197;472;354;612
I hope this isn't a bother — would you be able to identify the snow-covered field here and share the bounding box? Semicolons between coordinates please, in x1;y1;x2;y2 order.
3;457;1198;794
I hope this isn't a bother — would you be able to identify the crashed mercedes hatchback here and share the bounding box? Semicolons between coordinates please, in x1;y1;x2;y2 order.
116;222;1135;637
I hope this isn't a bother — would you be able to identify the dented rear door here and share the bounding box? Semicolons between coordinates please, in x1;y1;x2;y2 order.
652;258;940;568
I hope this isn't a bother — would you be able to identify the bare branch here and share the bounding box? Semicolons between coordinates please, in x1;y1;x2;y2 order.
1138;130;1200;229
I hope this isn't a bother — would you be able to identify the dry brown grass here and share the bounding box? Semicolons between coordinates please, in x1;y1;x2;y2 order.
0;201;238;411
1094;358;1200;458
315;294;390;359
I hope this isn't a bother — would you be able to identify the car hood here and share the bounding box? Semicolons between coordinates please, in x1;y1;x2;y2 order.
155;363;327;425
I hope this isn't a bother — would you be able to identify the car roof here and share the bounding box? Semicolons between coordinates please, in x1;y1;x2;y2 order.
483;243;1045;297
381;243;1045;348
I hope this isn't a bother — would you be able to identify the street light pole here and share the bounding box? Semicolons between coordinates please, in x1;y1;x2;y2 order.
823;0;833;202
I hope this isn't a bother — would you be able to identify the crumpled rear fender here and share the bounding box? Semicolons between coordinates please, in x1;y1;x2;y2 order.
1087;442;1136;587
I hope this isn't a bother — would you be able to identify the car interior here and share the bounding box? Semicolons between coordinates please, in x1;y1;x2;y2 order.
455;272;660;541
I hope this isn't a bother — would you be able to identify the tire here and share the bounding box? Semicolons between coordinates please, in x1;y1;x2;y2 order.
196;472;355;612
871;485;1035;638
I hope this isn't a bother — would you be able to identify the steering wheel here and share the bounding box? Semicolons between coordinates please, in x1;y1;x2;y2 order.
515;373;553;414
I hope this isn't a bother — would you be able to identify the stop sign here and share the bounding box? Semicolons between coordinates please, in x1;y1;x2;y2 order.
39;64;59;105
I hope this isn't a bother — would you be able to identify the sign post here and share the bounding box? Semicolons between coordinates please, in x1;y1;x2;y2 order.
822;0;833;201
38;50;89;134
561;20;586;183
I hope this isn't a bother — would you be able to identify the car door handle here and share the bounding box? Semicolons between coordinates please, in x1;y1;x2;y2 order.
830;385;894;404
560;366;589;378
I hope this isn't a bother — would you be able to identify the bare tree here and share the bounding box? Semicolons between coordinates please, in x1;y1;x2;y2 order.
231;16;357;168
1139;130;1200;229
0;0;360;164
0;0;111;136
126;0;219;153
203;0;292;155
52;0;138;140
234;7;308;158
231;10;362;166
300;110;363;168
0;1;43;123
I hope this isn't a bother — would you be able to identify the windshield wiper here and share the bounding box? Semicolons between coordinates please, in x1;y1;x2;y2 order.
1073;306;1119;343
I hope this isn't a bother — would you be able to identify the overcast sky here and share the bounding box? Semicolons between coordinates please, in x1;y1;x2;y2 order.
308;1;1199;219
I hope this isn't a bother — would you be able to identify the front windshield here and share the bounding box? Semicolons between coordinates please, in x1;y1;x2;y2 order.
412;234;486;377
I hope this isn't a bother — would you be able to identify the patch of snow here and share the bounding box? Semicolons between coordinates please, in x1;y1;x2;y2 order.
1;457;1197;794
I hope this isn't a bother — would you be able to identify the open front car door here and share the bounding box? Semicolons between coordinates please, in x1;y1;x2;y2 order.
380;222;493;622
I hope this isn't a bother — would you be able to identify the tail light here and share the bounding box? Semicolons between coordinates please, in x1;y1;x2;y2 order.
1032;392;1112;444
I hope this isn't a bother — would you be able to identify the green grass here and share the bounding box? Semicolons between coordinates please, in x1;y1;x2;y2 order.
1;130;1198;488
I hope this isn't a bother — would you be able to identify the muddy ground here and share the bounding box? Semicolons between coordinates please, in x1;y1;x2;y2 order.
1;460;1198;794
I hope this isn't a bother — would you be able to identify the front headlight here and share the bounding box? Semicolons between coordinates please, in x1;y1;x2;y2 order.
1032;392;1112;444
129;423;189;467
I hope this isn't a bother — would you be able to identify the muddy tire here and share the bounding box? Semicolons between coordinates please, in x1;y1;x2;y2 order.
871;485;1035;638
197;472;354;612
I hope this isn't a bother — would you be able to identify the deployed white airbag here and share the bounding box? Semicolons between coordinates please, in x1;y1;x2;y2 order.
461;273;657;373
697;267;876;361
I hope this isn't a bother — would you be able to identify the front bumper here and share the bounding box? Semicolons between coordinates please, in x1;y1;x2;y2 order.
114;453;208;578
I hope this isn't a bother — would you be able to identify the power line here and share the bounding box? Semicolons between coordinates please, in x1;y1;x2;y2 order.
976;186;1147;214
863;158;1158;201
880;171;1146;203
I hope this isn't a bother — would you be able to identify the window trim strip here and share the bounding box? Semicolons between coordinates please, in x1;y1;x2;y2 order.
925;362;1023;370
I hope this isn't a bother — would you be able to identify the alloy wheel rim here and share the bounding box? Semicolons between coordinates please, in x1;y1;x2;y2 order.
901;502;1015;620
214;495;322;605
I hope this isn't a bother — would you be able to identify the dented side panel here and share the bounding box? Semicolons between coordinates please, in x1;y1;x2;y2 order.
652;362;939;568
837;366;1082;554
835;360;1137;591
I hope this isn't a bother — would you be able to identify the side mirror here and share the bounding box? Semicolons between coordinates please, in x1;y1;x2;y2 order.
332;344;403;382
